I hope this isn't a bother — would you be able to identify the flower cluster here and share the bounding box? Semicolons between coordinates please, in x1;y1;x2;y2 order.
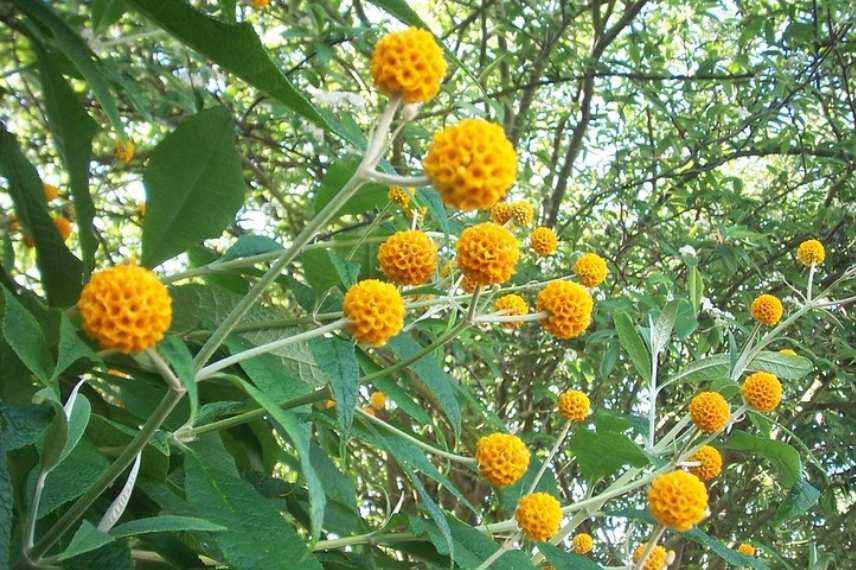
736;543;755;556
371;28;447;103
796;239;825;266
741;372;782;412
571;532;593;554
423;119;517;210
369;391;386;411
456;222;519;285
530;226;557;257
475;433;530;487
647;471;708;531
536;281;593;339
377;230;438;285
79;264;173;353
573;253;608;287
633;544;668;570
493;294;528;329
114;139;135;163
343;280;405;346
558;389;590;422
751;293;783;326
688;445;723;481
388;186;414;208
515;492;561;541
689;391;730;433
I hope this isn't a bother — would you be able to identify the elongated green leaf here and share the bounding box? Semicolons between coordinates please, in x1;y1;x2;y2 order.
0;128;83;306
224;336;310;403
110;515;227;537
662;355;729;388
238;381;325;543
52;314;96;380
158;336;198;422
12;0;125;137
222;234;281;261
682;526;770;570
34;43;99;274
60;521;114;561
35;439;108;518
184;450;323;570
688;266;704;313
126;0;340;137
142;106;245;267
773;478;820;523
747;351;812;380
92;0;126;32
613;311;652;382
85;415;170;481
1;288;53;382
387;333;462;439
726;430;801;489
309;336;359;432
650;300;680;355
568;429;649;482
59;395;91;465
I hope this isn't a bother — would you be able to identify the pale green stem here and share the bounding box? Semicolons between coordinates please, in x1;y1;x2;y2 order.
474;532;519;570
196;318;347;381
806;263;816;301
365;171;431;187
313;532;417;551
526;421;572;495
357;408;475;464
475;311;547;324
648;351;659;450
191;96;401;372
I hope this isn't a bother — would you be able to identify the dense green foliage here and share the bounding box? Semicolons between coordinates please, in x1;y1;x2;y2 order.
0;1;854;569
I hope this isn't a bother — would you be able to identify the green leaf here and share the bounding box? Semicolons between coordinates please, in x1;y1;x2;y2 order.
386;333;462;440
682;526;770;570
1;288;53;382
662;355;729;388
772;478;821;523
158;336;198;422
224;336;311;403
613;311;652;382
52;314;96;380
313;158;388;216
142;106;246;267
92;0;126;32
184;450;323;570
35;439;108;518
126;0;339;137
110;515;227;537
12;0;125;137
328;252;361;288
85;415;170;481
309;337;359;433
63;539;132;569
60;520;114;561
222;235;281;261
726;430;801;489
650;300;680;355
0;128;83;306
238;381;326;544
59;394;91;465
688;266;704;313
33;43;100;274
747;351;812;380
539;542;603;570
568;429;649;482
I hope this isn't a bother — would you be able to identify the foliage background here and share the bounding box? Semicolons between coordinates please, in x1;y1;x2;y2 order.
0;0;854;569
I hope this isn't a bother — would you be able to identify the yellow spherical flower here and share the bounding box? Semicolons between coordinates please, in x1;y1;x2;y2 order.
633;544;668;570
741;372;782;412
79;264;173;353
536;281;594;340
571;532;593;554
687;444;723;481
751;294;783;326
647;471;708;531
493;294;528;329
250;0;270;7
530;226;558;257
114;139;135;163
371;27;446;103
53;216;72;241
558;389;590;422
323;399;336;410
796;239;825;266
388;186;414;208
423;119;517;210
779;348;797;356
378;230;438;286
456;222;519;286
689;391;731;433
511;201;535;226
574;253;608;287
515;493;562;541
343;280;404;346
43;183;59;202
475;433;530;487
490;202;513;225
370;391;386;410
736;543;755;556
